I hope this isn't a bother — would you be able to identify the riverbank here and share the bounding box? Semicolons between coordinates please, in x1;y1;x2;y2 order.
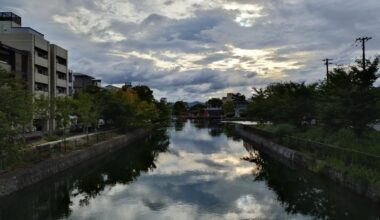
235;124;380;202
0;129;147;198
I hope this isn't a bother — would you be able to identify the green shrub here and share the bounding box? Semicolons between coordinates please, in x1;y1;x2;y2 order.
272;124;296;137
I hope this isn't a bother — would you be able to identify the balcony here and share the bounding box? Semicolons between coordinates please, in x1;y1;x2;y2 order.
57;79;67;88
35;55;48;67
34;72;49;84
56;63;67;73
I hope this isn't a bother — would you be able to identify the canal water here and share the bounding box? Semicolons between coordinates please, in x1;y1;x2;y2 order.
0;121;379;219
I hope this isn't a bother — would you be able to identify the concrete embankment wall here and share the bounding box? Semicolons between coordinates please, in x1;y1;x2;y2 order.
0;129;146;198
235;125;380;202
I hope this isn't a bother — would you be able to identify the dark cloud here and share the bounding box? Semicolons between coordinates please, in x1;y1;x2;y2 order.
1;0;380;101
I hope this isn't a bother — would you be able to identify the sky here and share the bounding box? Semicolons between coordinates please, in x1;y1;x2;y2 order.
1;0;380;102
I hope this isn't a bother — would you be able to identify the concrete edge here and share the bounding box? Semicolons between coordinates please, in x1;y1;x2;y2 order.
236;124;380;203
0;129;147;198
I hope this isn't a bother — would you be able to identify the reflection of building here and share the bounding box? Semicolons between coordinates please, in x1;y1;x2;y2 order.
0;12;69;132
73;73;101;93
206;108;222;120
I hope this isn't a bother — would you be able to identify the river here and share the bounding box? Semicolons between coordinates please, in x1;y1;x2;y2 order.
0;121;379;219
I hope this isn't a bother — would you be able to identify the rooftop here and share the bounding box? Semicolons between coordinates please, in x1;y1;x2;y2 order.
73;73;95;79
0;12;21;26
10;27;44;38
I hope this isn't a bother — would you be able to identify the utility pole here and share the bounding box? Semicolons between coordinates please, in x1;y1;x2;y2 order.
355;37;372;70
322;58;333;76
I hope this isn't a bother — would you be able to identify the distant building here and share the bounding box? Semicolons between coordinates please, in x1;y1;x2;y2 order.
206;108;222;120
68;70;75;96
73;73;101;93
221;92;248;118
104;84;120;92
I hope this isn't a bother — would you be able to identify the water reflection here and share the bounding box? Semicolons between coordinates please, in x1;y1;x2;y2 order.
243;141;380;219
0;128;170;220
0;121;378;220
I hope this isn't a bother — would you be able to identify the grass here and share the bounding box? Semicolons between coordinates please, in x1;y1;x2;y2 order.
256;124;380;156
253;123;380;191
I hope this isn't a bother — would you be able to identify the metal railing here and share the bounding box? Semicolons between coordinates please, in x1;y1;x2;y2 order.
0;131;117;172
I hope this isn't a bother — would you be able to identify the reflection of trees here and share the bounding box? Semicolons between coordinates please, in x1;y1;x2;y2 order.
0;128;170;220
174;120;186;131
223;124;242;141
242;141;380;220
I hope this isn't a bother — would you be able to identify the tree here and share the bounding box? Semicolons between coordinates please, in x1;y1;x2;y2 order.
318;58;379;134
0;68;33;142
172;101;187;116
207;98;223;108
55;96;74;145
190;103;206;111
133;85;154;103
246;88;269;123
246;82;317;126
74;93;100;140
156;100;171;121
222;101;235;116
34;94;51;134
0;68;33;159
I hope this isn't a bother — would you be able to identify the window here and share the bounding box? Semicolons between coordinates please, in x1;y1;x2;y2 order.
0;49;10;64
35;82;48;92
57;71;67;80
35;65;48;75
57;86;66;94
35;47;48;59
56;56;67;66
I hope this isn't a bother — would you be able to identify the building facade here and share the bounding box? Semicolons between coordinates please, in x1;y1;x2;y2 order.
0;12;69;132
0;42;29;78
73;73;101;93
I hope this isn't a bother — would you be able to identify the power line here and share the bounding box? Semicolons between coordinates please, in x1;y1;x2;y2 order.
355;37;372;70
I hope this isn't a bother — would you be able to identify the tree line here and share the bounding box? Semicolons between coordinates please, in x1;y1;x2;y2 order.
245;58;380;135
0;67;171;158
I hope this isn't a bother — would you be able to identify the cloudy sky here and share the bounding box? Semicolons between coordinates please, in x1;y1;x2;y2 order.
1;0;380;101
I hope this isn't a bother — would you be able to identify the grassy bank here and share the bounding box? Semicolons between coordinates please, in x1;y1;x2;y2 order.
253;124;380;189
256;124;380;155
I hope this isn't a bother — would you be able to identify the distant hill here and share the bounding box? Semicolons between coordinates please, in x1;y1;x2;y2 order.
187;101;203;108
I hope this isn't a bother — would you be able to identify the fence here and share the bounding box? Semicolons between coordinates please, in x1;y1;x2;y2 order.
241;125;380;170
0;130;118;172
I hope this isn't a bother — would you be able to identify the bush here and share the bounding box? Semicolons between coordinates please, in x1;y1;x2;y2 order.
272;124;296;137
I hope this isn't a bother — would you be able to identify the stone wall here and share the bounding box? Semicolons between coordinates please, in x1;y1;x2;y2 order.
235;124;380;202
0;129;146;198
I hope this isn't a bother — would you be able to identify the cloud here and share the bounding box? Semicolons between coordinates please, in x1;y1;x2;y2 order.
1;0;380;101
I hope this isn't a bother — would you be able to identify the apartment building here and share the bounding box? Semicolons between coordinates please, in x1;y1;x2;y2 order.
74;72;101;93
50;44;69;97
0;12;69;132
0;42;29;78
